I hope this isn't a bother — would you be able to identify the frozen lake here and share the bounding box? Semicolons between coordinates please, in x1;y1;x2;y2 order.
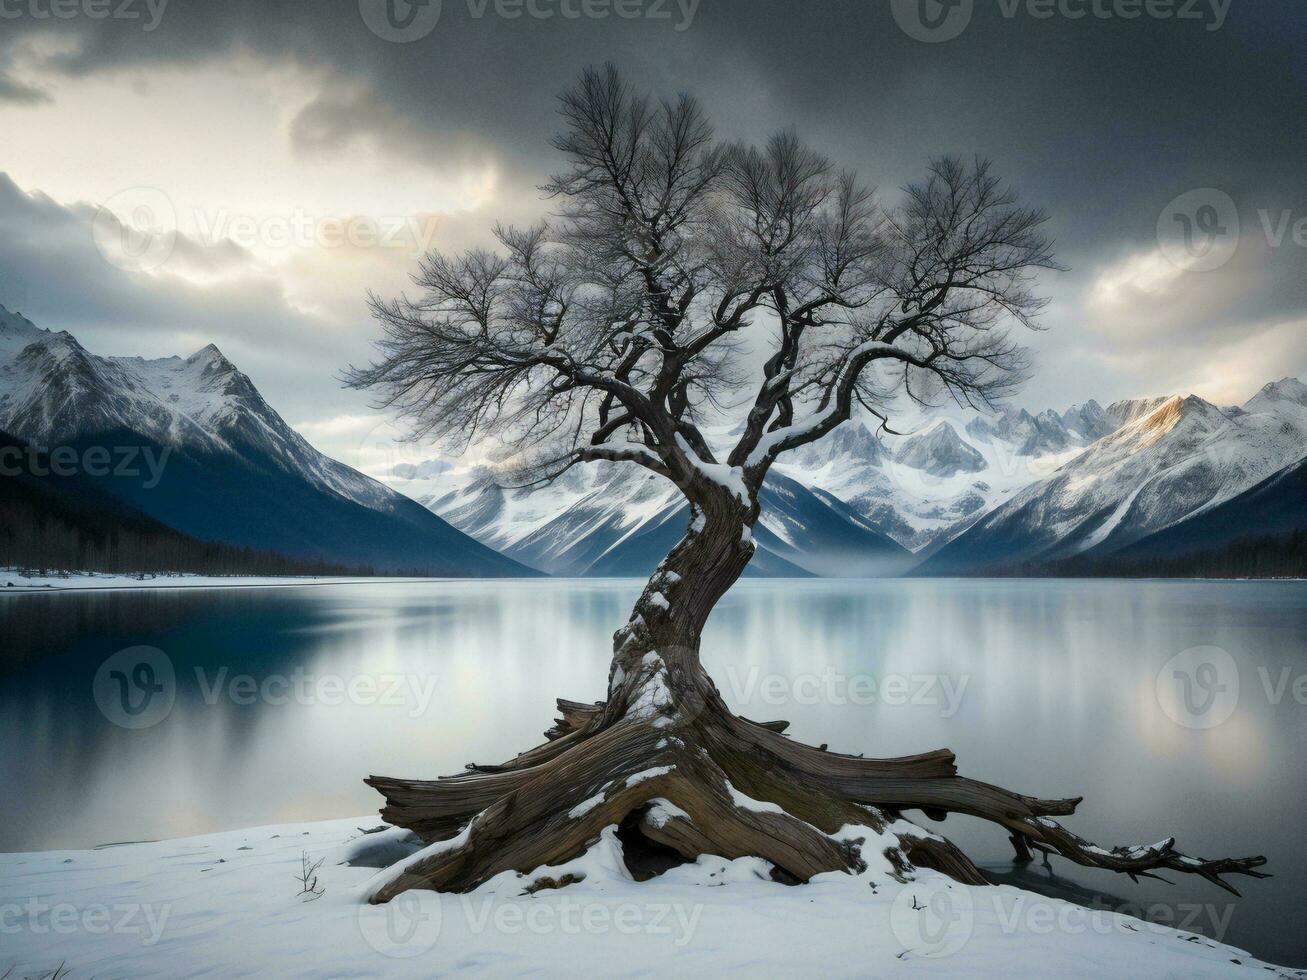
2;578;1305;966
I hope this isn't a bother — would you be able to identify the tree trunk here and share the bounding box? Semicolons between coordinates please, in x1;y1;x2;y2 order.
362;487;1268;903
602;489;755;725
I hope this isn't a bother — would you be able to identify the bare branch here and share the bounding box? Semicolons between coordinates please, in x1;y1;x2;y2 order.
346;69;1057;511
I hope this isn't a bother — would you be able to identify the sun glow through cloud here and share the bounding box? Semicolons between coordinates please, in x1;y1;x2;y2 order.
0;54;501;261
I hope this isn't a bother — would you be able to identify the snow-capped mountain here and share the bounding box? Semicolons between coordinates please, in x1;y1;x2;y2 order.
918;388;1307;574
1245;376;1307;417
966;406;1080;456
0;308;388;509
1104;395;1176;429
892;421;986;477
394;460;912;578
0;307;530;576
1113;450;1307;562
1060;399;1116;443
773;410;1092;551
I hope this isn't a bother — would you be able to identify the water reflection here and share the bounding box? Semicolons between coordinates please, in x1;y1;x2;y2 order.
0;578;1304;965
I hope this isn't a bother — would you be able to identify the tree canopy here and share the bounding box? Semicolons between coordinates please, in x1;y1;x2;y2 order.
348;64;1060;509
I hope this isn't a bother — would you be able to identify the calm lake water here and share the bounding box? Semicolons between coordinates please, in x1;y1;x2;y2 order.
2;578;1305;966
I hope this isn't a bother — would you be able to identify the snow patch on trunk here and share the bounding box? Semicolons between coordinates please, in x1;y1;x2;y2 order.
725;783;784;815
623;765;676;788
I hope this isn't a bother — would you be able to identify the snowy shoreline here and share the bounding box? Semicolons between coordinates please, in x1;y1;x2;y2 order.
0;570;460;594
1;816;1298;979
3;569;1301;596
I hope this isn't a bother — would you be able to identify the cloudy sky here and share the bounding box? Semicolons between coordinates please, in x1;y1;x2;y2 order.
1;0;1304;473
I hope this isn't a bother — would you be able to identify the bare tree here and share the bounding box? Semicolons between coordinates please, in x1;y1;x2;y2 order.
348;65;1266;902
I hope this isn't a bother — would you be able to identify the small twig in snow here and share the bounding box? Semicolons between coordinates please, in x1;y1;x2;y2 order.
295;851;325;901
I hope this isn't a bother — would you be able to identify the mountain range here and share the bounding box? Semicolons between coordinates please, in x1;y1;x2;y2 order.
918;385;1307;574
388;391;1136;574
400;463;912;578
393;381;1307;578
0;306;530;577
4;305;1304;580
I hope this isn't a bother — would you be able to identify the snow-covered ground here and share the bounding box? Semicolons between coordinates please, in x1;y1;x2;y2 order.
0;570;447;593
1;816;1296;979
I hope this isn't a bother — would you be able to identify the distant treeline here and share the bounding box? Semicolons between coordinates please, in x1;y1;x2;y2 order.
0;424;395;578
0;494;364;579
1012;530;1307;580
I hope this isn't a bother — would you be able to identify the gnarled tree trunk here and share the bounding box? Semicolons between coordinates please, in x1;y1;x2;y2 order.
363;487;1267;903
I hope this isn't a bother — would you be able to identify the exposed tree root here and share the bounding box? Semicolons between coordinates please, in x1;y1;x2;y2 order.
365;681;1268;903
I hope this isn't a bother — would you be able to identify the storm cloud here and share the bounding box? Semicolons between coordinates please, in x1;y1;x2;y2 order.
1;0;1304;450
